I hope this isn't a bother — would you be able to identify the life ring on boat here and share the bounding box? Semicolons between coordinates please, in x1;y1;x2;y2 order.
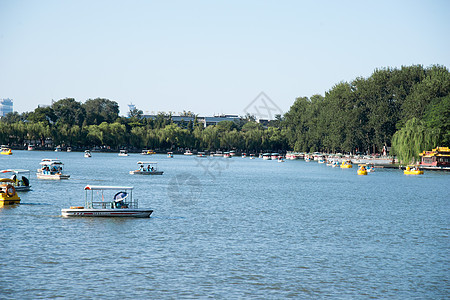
70;206;84;209
6;184;16;197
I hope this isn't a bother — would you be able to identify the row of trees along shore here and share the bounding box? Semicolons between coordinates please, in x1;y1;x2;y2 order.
1;64;448;164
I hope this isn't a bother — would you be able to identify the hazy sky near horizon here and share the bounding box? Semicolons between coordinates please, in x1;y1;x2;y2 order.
1;0;449;117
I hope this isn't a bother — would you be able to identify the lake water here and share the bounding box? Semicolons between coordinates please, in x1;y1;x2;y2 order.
1;151;449;298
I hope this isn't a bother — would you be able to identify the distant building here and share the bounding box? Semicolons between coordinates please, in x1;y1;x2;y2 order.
142;113;243;128
128;103;136;112
0;98;13;117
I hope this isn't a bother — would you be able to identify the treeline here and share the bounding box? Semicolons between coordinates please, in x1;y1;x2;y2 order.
0;65;448;162
284;64;449;162
0;98;287;152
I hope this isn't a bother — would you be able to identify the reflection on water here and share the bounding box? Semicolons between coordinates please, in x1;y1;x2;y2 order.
0;150;449;298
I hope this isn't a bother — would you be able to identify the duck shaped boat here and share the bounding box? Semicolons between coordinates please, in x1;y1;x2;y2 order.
357;164;368;175
404;166;423;175
340;160;353;168
1;146;12;155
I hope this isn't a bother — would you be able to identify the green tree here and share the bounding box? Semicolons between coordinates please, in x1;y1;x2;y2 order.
84;98;119;125
391;118;439;164
52;98;86;126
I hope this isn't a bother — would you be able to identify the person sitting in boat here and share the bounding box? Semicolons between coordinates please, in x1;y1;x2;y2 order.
113;191;129;209
147;165;151;171
140;165;144;171
115;200;126;209
151;167;154;172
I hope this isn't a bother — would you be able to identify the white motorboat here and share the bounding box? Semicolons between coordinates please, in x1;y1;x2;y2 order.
61;185;153;218
84;150;92;158
119;150;129;156
0;169;32;191
197;152;207;158
184;150;193;155
263;153;271;160
129;162;163;175
36;159;70;180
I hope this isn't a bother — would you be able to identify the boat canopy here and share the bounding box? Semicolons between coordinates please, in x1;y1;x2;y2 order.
40;159;63;165
0;178;15;183
1;169;30;174
84;185;134;190
137;161;157;164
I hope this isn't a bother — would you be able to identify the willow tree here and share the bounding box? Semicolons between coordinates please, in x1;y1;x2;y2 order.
391;118;439;164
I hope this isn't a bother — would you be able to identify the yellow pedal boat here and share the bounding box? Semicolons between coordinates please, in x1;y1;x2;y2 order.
404;166;423;175
1;146;12;155
357;164;368;175
0;179;21;206
340;160;353;168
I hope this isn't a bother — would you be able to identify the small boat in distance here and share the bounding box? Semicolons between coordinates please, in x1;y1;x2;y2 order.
223;152;231;158
1;146;12;155
55;146;62;152
36;159;70;180
67;147;72;152
197;152;207;158
404;165;423;175
340;160;353;168
0;169;32;191
130;162;163;175
250;154;255;159
61;185;153;218
0;179;21;207
84;150;92;158
167;152;174;158
357;164;368;175
27;144;35;151
118;150;129;156
263;153;271;160
184;150;193;155
141;149;156;155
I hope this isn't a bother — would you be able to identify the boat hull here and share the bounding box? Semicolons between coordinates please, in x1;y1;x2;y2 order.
15;186;32;191
129;170;163;175
0;199;20;206
404;170;423;175
37;173;70;180
61;208;153;218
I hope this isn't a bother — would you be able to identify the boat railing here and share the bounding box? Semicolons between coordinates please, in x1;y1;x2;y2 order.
88;199;139;209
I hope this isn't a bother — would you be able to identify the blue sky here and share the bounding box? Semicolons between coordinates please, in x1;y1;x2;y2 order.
0;0;449;117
